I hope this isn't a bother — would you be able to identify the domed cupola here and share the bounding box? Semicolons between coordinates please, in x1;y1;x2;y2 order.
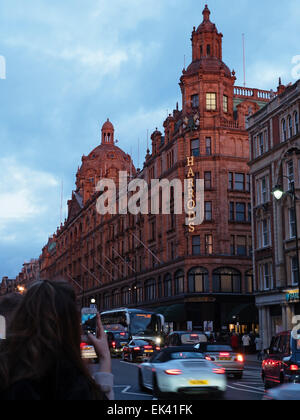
101;118;115;145
74;119;136;205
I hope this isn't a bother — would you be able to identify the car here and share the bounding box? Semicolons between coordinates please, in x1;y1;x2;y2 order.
138;346;227;399
262;331;300;389
263;383;300;400
106;331;130;357
165;331;208;347
122;339;160;362
194;343;244;379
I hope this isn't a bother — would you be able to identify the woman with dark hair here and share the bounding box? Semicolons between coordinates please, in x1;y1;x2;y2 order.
0;280;113;400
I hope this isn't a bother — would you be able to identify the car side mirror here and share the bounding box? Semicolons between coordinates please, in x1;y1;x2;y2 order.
283;356;291;363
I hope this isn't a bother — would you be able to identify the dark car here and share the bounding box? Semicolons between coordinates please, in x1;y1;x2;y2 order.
262;331;300;389
106;331;130;357
194;342;244;379
122;339;160;362
166;331;208;347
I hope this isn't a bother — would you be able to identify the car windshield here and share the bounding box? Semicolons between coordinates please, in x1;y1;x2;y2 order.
206;345;233;352
181;334;203;344
130;313;160;336
170;352;205;360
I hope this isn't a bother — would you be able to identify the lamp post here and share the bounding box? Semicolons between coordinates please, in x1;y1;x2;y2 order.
272;176;300;292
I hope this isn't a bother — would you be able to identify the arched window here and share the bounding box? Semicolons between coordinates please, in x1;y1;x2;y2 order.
145;279;156;302
245;270;254;294
288;115;293;138
164;274;173;297
174;270;185;295
282;119;287;141
295;111;299;134
188;267;209;293
213;268;241;293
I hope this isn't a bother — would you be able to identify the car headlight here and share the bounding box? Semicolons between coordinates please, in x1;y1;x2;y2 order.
156;338;162;345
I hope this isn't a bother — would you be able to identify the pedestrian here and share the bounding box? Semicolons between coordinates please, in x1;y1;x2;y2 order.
0;280;114;400
0;293;23;340
231;333;239;352
255;335;263;361
242;333;251;355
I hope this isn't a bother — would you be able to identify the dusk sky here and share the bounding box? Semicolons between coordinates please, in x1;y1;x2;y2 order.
0;0;300;279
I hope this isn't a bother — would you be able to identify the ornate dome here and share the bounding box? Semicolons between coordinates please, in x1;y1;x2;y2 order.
186;57;231;77
75;119;136;204
196;4;217;33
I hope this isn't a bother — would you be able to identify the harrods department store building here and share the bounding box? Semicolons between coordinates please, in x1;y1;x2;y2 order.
40;6;277;332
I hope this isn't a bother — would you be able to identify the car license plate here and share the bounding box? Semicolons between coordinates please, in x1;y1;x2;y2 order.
145;350;153;353
189;380;209;385
219;357;231;361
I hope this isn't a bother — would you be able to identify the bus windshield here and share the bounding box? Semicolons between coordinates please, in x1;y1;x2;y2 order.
130;313;160;336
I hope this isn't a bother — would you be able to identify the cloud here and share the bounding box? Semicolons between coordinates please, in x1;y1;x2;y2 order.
0;157;59;239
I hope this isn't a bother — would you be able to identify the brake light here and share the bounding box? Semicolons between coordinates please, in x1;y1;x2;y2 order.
237;354;244;363
219;352;230;357
134;347;141;351
120;333;126;336
190;334;199;338
213;368;226;374
112;341;116;349
80;342;87;349
290;364;299;371
144;346;153;349
156;346;161;351
165;369;183;375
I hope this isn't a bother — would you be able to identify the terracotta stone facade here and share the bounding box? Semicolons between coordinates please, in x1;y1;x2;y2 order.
39;6;275;331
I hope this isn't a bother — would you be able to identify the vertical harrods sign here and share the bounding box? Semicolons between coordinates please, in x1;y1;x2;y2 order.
186;156;196;233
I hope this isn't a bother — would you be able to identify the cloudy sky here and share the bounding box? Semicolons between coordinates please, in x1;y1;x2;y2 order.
0;0;299;279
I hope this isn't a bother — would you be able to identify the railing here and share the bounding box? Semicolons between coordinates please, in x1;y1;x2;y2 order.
234;86;276;101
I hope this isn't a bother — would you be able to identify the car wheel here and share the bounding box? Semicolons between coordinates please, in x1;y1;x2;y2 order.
138;369;148;392
122;352;126;361
234;373;243;380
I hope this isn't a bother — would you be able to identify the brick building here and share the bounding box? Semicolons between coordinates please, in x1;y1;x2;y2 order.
40;5;274;332
0;259;40;296
248;79;300;349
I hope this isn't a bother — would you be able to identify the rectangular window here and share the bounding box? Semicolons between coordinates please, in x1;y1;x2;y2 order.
248;203;252;222
235;173;245;191
191;94;199;108
262;219;270;247
237;236;247;256
258;133;264;155
192;236;201;256
263;263;272;290
229;202;235;221
261;177;267;203
289;208;296;239
236;203;246;222
204;171;212;189
206;93;217;111
205;202;212;221
228;172;233;190
205;234;213;255
246;174;251;192
206;137;212;155
223;95;228;113
191;138;200;157
292;257;299;285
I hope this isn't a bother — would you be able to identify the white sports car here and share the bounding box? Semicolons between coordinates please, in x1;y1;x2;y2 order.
138;346;227;399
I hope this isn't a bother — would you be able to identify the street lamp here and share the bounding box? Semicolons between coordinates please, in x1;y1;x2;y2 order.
272;176;300;290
